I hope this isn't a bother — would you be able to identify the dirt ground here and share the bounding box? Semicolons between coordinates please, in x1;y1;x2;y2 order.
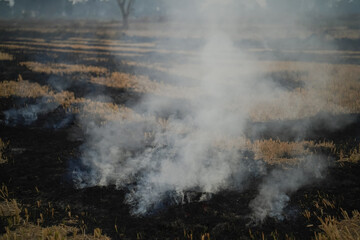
0;20;360;239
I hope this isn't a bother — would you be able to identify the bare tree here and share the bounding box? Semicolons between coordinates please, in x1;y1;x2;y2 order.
116;0;134;29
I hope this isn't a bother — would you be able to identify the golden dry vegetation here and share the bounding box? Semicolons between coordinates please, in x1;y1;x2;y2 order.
1;20;360;240
250;62;360;121
1;33;359;166
338;143;360;164
0;184;109;240
0;201;109;240
243;138;360;165
0;76;139;121
122;60;360;121
0;37;194;58
0;139;9;164
315;210;360;240
0;76;50;99
0;52;13;61
16;60;197;99
2;40;155;53
20;62;109;76
1;63;358;165
90;72;196;99
86;60;360;121
1;224;109;240
246;139;334;165
302;192;360;240
0;43;143;58
1;221;110;240
0;199;20;220
2;26;360;123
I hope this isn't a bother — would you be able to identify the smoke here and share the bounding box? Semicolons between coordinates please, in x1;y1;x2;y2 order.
74;110;266;215
249;156;327;223
74;0;338;221
2;76;73;129
3;98;59;126
74;31;273;215
3;0;15;8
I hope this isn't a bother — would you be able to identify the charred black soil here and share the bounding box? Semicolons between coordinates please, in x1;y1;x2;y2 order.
1;20;360;239
1;123;360;239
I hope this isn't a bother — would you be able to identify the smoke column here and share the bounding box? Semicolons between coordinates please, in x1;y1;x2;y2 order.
74;0;330;220
249;156;326;223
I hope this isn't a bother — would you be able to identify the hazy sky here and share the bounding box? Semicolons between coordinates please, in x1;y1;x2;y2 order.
1;0;360;19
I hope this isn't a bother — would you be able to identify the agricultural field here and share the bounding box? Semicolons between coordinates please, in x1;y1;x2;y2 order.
0;17;360;239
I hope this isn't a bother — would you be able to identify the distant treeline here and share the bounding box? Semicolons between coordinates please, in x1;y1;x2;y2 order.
0;0;165;20
1;0;360;20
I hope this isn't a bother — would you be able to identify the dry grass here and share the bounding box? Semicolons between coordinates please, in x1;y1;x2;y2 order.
1;25;360;160
55;37;156;48
0;203;109;240
245;139;335;165
1;56;358;165
0;77;138;121
90;72;196;99
315;210;360;240
0;76;76;107
0;21;360;239
83;57;108;62
250;139;310;164
338;144;360;164
0;199;20;219
1;223;110;240
246;138;360;165
4;40;154;53
122;60;198;81
1;37;195;58
15;37;46;43
325;27;360;40
199;136;336;165
0;52;13;61
79;101;140;121
4;26;105;35
122;60;360;121
2;32;359;123
0;43;143;57
0;77;50;99
250;62;360;121
0;185;20;218
123;60;170;74
0;139;9;164
0;184;109;240
20;62;108;76
90;72;141;90
0;185;22;231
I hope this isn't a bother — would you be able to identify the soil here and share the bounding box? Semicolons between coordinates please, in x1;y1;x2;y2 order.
0;20;360;239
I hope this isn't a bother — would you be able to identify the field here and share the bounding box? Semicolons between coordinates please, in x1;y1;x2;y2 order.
0;19;360;239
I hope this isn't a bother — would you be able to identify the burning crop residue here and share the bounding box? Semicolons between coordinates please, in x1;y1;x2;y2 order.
0;1;359;239
249;156;327;223
72;1;338;222
3;99;60;127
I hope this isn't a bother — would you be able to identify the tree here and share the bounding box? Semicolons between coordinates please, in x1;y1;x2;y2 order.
116;0;134;29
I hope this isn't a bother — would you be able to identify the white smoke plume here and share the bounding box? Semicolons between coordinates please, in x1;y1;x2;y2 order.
249;156;327;223
4;0;15;8
3;98;59;126
74;0;335;220
74;29;276;215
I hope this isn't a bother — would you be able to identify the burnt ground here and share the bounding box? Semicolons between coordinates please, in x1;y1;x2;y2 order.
1;124;360;240
0;20;360;239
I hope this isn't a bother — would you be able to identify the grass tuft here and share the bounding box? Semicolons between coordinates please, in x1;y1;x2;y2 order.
315;210;360;240
0;139;9;165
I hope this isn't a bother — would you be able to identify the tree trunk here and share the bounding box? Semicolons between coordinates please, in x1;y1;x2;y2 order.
122;13;129;29
116;0;133;29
